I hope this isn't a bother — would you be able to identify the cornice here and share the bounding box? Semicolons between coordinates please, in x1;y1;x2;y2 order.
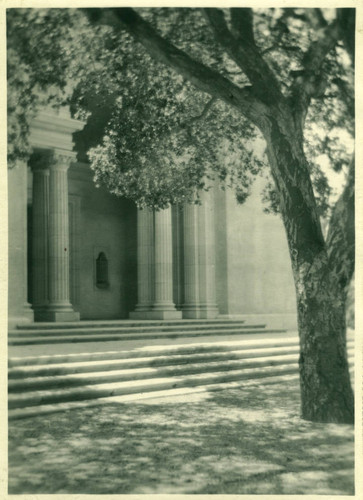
31;110;85;134
29;108;86;152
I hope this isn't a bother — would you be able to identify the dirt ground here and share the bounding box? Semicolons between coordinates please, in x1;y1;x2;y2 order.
8;378;354;495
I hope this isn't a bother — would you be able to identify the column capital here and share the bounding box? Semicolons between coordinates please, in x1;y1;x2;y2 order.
52;149;77;170
29;148;53;173
29;148;77;172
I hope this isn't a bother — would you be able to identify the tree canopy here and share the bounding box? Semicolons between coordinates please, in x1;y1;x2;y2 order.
7;8;354;214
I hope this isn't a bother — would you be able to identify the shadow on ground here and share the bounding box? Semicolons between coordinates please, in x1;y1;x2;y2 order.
8;379;354;494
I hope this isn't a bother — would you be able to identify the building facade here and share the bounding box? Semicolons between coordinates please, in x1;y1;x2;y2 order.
8;107;298;329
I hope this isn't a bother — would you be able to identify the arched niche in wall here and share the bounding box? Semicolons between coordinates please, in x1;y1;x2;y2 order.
96;252;109;289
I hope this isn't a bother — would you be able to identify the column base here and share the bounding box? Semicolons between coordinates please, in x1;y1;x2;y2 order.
130;310;182;320
35;309;80;322
182;305;219;319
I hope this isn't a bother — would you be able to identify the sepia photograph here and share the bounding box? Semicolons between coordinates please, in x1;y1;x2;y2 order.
2;1;362;496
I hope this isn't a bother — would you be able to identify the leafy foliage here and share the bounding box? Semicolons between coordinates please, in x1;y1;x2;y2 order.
7;8;117;164
7;8;353;216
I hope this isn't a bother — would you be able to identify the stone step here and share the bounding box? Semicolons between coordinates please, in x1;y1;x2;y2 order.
8;345;304;378
8;347;353;389
8;373;302;420
9;336;354;367
8;336;302;367
8;333;354;409
8;363;301;409
15;319;248;330
8;356;354;411
8;322;265;338
8;353;304;392
8;347;354;392
8;327;286;345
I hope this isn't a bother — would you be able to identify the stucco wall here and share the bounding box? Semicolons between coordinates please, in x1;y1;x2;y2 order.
216;178;297;328
68;164;137;319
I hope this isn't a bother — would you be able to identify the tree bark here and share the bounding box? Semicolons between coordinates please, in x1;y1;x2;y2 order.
295;263;353;423
326;155;355;295
264;117;354;423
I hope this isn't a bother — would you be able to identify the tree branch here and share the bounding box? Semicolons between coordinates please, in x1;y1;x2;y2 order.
332;77;354;119
326;154;355;294
289;17;340;128
230;8;255;45
301;20;339;75
110;8;270;128
337;8;355;66
304;8;328;29
204;8;284;105
165;97;217;139
188;96;216;124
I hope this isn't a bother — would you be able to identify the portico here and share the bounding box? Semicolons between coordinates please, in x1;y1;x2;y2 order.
8;107;220;324
7;106;298;329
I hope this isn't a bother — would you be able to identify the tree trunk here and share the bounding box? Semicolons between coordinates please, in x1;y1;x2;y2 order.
293;254;353;423
264;118;354;424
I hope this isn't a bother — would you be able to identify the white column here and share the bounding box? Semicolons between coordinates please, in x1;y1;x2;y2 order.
182;203;201;317
130;208;155;318
197;189;218;318
152;207;182;319
182;189;218;319
30;158;50;317
172;205;184;309
32;166;49;312
7;161;34;326
41;152;79;321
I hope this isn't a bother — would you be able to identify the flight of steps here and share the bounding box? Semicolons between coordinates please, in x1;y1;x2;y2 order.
8;331;355;420
8;319;284;345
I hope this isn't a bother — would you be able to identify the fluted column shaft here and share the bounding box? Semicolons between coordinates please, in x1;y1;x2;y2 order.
183;203;200;310
153;208;176;310
182;188;218;319
32;151;80;322
130;206;181;319
31;165;49;310
134;208;154;311
7;160;34;326
48;161;71;307
198;189;218;312
172;205;184;309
